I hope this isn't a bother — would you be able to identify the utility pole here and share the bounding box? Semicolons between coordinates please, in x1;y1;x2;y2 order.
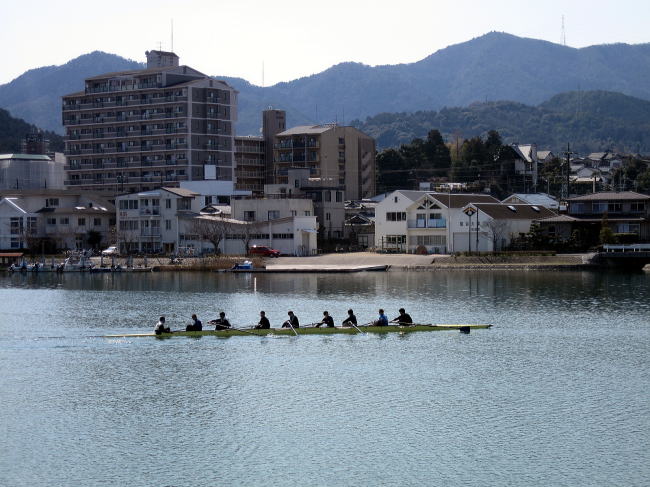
563;143;574;200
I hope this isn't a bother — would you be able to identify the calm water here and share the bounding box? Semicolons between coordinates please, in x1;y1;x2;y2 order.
0;270;648;486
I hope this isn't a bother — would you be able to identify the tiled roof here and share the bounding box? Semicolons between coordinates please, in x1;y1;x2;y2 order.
162;187;199;198
568;191;650;201
473;203;556;220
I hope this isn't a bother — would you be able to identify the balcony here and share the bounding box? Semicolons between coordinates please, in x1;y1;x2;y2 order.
408;219;446;229
139;207;161;216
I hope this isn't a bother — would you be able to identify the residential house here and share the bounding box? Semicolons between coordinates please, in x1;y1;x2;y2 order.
0;190;115;250
374;190;500;253
537;191;650;245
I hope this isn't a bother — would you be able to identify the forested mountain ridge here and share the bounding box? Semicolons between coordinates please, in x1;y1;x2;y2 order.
1;32;650;136
0;108;63;153
351;91;650;154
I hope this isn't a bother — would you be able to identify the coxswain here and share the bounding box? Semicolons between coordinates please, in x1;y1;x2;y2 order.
391;308;413;325
186;314;203;331
255;310;271;329
282;311;300;329
315;311;334;328
374;309;389;326
342;309;357;327
209;311;231;330
154;316;171;335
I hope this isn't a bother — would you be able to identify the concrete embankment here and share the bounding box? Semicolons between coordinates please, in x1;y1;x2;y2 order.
270;252;598;271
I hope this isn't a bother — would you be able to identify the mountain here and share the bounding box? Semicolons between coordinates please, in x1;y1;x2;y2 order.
2;33;650;136
0;51;142;134
351;91;650;154
0;108;64;153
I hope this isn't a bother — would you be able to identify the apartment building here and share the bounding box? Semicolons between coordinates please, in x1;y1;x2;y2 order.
0;190;115;250
62;50;237;193
273;124;375;201
234;136;265;194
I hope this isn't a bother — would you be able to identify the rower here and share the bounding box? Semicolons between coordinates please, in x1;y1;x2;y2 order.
186;314;203;331
391;308;413;325
255;310;271;329
282;311;300;329
374;309;389;326
209;311;231;331
154;316;171;335
315;311;334;328
342;309;357;327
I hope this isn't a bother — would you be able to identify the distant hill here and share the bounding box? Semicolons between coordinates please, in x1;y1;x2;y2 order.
1;33;650;137
0;51;142;134
350;91;650;154
0;108;63;153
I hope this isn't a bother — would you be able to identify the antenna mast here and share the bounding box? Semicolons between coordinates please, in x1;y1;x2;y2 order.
171;19;174;52
561;15;566;46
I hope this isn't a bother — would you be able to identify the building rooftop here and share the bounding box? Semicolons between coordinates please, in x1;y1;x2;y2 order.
568;191;650;202
473;203;556;220
162;187;199;198
0;154;52;161
276;125;337;136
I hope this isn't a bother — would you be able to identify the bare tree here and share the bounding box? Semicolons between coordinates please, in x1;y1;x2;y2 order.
189;215;231;255
485;219;511;251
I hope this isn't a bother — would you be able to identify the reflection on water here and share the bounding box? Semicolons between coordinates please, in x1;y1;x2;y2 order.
0;270;648;486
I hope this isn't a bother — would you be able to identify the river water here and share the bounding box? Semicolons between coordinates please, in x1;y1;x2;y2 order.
0;270;648;486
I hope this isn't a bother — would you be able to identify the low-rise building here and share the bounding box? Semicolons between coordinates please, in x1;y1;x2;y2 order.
537;191;650;245
374;190;500;253
0;153;65;190
0;190;115;250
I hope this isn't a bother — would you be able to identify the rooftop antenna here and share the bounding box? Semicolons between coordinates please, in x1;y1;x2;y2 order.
171;19;174;52
262;60;265;88
158;40;162;51
561;15;566;46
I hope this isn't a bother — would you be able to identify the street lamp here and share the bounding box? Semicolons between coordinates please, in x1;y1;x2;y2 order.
463;206;476;253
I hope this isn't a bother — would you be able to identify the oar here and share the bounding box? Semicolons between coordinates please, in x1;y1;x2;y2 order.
348;322;365;334
286;320;299;336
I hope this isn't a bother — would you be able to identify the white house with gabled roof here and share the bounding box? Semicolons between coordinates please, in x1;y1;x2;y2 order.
374;190;500;253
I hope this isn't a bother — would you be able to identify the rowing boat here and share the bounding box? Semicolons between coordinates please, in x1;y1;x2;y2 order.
103;323;492;338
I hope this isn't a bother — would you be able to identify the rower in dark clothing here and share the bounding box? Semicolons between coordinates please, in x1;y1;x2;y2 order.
342;309;357;327
154;316;171;335
255;310;271;329
315;311;334;328
209;311;231;330
186;314;203;331
391;308;413;325
282;311;300;329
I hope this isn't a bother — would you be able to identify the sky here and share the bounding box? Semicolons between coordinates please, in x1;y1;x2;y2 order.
1;0;649;86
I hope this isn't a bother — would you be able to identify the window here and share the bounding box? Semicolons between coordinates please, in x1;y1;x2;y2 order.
592;202;607;213
46;198;60;207
10;217;23;235
386;235;406;245
386;212;407;221
409;235;447;246
631;202;645;212
305;211;311;216
325;191;331;202
268;210;280;220
93;218;102;226
336;192;343;202
243;211;256;221
272;233;294;239
326;212;331;221
177;199;191;211
608;202;623;213
338;137;345;145
47;217;57;225
165;199;172;209
78;218;86;226
294;179;300;188
290;210;297;217
165;220;171;230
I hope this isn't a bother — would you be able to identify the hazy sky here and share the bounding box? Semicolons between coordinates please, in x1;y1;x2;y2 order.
2;0;648;86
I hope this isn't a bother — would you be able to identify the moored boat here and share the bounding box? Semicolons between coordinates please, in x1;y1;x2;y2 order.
104;323;492;338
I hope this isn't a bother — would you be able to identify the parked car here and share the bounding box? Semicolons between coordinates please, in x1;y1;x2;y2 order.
248;245;281;257
101;245;119;256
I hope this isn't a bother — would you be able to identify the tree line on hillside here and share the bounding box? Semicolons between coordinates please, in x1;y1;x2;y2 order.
377;129;650;199
353;91;650;154
0;109;64;153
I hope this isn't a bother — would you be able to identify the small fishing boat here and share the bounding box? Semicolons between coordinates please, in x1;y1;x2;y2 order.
104;323;492;338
